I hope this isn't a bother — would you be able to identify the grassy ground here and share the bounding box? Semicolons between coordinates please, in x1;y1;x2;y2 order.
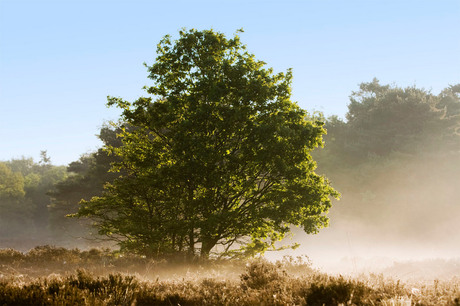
0;246;459;305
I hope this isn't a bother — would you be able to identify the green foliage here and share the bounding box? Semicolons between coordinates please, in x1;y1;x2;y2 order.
0;162;33;237
0;163;25;199
49;126;122;241
0;155;67;242
76;29;338;259
318;79;460;170
312;79;460;238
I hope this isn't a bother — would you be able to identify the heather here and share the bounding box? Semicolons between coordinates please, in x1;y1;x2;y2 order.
1;246;459;305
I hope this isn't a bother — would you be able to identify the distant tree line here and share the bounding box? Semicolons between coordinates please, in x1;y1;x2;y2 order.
0;151;66;241
313;80;460;242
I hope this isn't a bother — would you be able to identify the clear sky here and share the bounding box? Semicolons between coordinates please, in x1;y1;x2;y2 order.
1;0;459;165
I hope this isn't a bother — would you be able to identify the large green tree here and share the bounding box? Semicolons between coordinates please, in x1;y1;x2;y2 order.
75;29;338;259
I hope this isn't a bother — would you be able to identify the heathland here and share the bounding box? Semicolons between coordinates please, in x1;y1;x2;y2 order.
1;246;459;305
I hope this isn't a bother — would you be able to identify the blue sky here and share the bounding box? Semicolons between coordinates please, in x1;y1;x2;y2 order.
1;0;459;165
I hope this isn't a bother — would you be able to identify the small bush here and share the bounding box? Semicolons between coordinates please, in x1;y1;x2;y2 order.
240;259;286;290
305;275;374;305
0;248;24;265
27;245;81;266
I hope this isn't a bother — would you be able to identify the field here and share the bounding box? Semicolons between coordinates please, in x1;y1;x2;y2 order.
1;246;459;305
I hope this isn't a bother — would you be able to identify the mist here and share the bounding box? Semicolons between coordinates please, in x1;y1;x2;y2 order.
268;144;460;280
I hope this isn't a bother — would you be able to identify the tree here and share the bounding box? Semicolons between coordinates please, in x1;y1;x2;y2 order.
2;156;67;240
39;150;52;165
49;126;122;241
311;80;460;242
316;79;460;170
75;29;338;259
0;162;32;237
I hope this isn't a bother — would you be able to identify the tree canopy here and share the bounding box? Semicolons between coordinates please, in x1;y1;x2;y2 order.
0;154;67;240
317;79;460;169
49;126;122;241
75;29;338;259
312;80;460;243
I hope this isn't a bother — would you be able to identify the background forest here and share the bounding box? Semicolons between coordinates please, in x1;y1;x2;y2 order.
1;79;459;260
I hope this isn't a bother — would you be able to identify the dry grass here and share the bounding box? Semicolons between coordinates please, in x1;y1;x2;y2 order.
1;246;459;305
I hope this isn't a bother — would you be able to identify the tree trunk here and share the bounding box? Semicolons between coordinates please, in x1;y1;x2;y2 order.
187;227;195;261
200;237;218;258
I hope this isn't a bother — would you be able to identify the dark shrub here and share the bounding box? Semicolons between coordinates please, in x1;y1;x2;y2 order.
240;259;286;290
305;276;374;305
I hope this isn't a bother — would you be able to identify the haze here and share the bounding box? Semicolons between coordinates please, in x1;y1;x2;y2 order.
1;0;460;279
276;150;460;276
